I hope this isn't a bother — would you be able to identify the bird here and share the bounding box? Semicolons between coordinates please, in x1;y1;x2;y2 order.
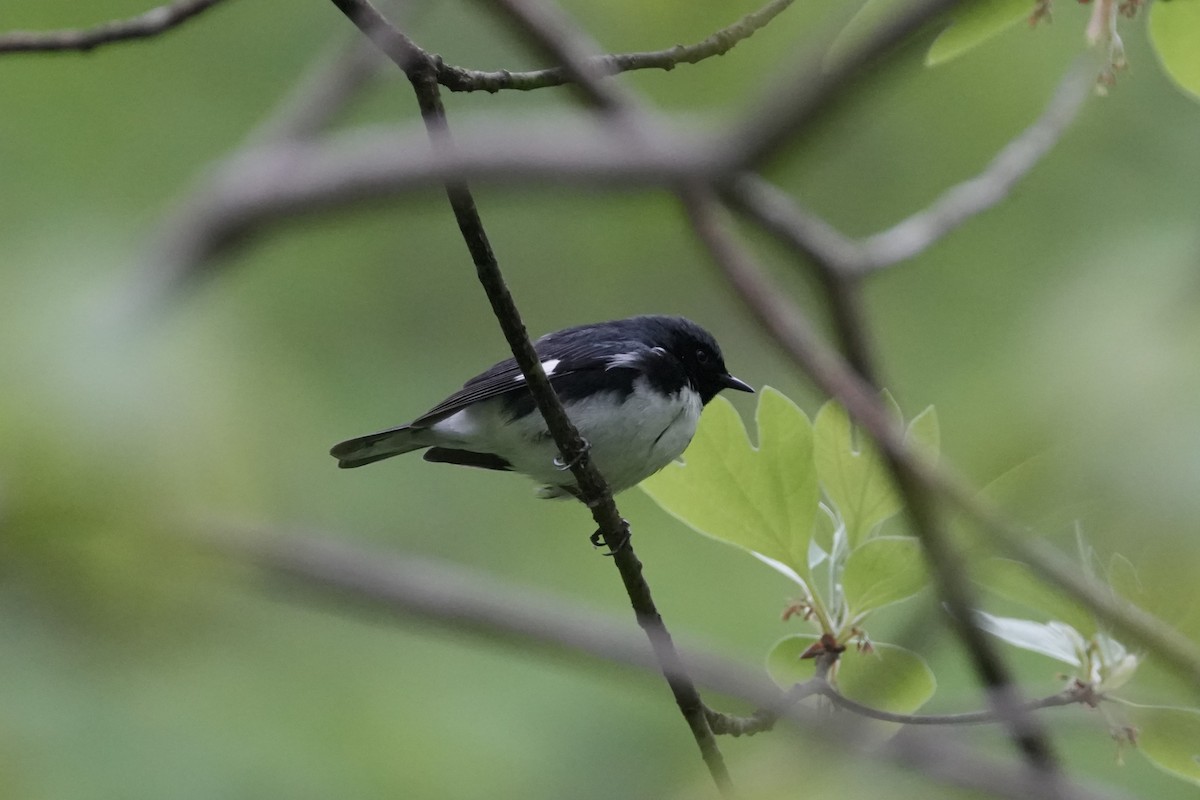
330;315;753;499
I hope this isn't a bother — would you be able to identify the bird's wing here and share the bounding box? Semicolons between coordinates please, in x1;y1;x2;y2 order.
409;333;648;428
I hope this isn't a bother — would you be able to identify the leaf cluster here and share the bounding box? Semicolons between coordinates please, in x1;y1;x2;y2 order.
642;387;939;714
645;388;1200;783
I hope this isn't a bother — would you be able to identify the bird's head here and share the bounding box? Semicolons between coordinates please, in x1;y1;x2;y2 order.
654;316;754;404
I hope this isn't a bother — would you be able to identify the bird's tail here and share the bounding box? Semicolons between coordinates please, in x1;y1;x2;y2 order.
330;425;431;468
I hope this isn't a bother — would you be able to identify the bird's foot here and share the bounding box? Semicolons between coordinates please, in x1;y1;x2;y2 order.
590;519;631;557
553;437;591;471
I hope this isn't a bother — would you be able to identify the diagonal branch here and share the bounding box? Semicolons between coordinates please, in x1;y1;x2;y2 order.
435;0;795;93
327;0;732;793
0;0;232;54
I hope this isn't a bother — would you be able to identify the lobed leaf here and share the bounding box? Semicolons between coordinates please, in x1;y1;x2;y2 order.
641;388;818;575
842;536;927;615
813;399;901;547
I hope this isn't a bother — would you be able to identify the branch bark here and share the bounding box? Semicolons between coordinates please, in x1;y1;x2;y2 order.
0;0;231;54
435;0;795;93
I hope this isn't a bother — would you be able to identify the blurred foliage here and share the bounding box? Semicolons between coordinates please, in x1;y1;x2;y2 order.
3;0;1200;798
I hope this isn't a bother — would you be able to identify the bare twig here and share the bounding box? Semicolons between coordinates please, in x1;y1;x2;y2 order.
202;527;1132;800
707;678;1086;734
327;0;732;792
477;0;639;113
140;122;713;286
435;0;795;93
0;0;231;54
821;683;1086;726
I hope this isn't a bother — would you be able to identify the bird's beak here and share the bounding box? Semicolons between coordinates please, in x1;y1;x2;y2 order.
721;374;755;393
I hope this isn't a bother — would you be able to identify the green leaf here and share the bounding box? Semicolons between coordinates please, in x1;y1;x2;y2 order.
1149;0;1200;102
814;399;900;547
1127;705;1200;786
842;536;926;615
641;388;818;575
767;636;936;715
926;0;1030;67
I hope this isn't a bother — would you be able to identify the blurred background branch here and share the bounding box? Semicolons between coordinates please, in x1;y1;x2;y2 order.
200;526;1129;800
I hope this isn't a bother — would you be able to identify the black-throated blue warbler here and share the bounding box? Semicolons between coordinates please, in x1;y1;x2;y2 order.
330;315;753;498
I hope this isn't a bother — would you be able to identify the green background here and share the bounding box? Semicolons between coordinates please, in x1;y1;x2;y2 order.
3;0;1200;797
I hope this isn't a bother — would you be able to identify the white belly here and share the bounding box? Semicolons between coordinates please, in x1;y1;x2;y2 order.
429;379;703;496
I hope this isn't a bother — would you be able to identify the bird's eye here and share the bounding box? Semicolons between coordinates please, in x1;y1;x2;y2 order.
695;349;710;364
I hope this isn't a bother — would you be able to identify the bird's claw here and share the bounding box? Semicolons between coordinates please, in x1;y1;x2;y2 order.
553;438;591;471
590;520;631;557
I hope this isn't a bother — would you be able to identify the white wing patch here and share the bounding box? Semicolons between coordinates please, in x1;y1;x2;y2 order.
512;358;560;382
606;352;641;370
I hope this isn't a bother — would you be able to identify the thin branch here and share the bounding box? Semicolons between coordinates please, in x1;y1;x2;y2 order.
435;0;796;93
821;683;1086;726
0;0;231;54
200;527;1133;800
327;0;732;792
475;0;646;117
707;680;1086;735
